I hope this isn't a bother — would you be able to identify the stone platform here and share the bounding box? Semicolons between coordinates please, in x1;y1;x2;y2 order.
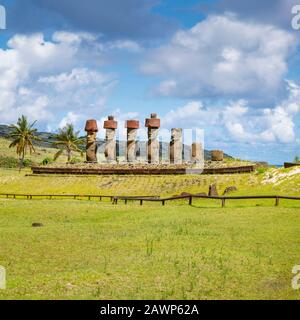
31;163;255;175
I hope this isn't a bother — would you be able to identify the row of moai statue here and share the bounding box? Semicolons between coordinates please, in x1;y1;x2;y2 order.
84;113;223;164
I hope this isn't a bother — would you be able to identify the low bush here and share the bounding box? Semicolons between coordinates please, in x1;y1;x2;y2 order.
41;157;53;165
0;156;19;168
69;157;82;164
256;167;267;174
0;156;34;168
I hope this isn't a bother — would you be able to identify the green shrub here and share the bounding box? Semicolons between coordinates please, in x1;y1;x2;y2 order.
69;157;82;164
22;159;33;167
0;156;19;168
0;156;33;168
256;167;267;174
41;157;53;165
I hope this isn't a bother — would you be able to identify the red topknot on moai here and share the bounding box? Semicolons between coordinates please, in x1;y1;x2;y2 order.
85;119;98;163
104;116;118;163
125;120;139;163
145;113;160;164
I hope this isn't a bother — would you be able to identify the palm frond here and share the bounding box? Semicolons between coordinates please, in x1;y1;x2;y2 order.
54;149;64;161
9;140;19;148
9;115;39;162
52;124;84;161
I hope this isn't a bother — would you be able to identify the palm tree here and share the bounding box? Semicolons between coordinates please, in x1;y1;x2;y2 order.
9;115;40;170
53;124;84;162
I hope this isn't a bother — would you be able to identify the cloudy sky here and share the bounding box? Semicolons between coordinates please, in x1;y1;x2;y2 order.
0;0;300;163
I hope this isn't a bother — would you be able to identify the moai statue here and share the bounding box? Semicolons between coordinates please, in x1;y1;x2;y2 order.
125;120;139;163
85;119;98;163
211;150;224;161
170;128;182;164
104;116;118;163
145;113;160;164
191;142;202;163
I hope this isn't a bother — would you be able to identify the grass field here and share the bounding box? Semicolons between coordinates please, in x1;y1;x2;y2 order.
0;199;299;300
0;159;300;300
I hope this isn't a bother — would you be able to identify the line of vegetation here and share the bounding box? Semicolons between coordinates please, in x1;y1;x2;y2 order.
7;115;84;170
0;156;33;168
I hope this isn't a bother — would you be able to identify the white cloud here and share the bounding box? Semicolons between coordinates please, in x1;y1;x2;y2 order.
52;31;98;44
141;14;297;99
15;96;53;123
59;112;81;129
161;81;300;145
157;80;177;96
106;40;142;52
162;101;220;128
257;82;300;143
39;68;116;93
0;31;138;128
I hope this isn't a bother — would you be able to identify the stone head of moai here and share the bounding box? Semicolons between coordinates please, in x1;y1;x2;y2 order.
145;113;160;142
170;128;183;164
125;120;140;163
104;116;118;163
171;128;182;141
211;150;224;161
85;120;98;163
145;113;160;164
191;142;203;163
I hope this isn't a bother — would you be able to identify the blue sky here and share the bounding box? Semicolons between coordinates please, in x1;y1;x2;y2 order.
0;0;300;164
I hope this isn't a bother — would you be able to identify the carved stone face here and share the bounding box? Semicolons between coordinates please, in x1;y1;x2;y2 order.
86;131;98;162
192;143;202;161
106;128;116;140
171;128;182;141
148;128;159;140
127;128;138;141
87;131;97;143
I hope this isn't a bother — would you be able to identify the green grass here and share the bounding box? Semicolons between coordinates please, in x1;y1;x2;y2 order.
0;166;300;198
0;167;255;197
0;199;299;300
0;158;299;300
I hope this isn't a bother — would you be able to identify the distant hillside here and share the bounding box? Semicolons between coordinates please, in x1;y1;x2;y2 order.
0;124;232;161
0;124;56;148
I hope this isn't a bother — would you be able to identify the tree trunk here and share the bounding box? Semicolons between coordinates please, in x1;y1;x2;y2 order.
19;150;25;173
67;149;72;163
